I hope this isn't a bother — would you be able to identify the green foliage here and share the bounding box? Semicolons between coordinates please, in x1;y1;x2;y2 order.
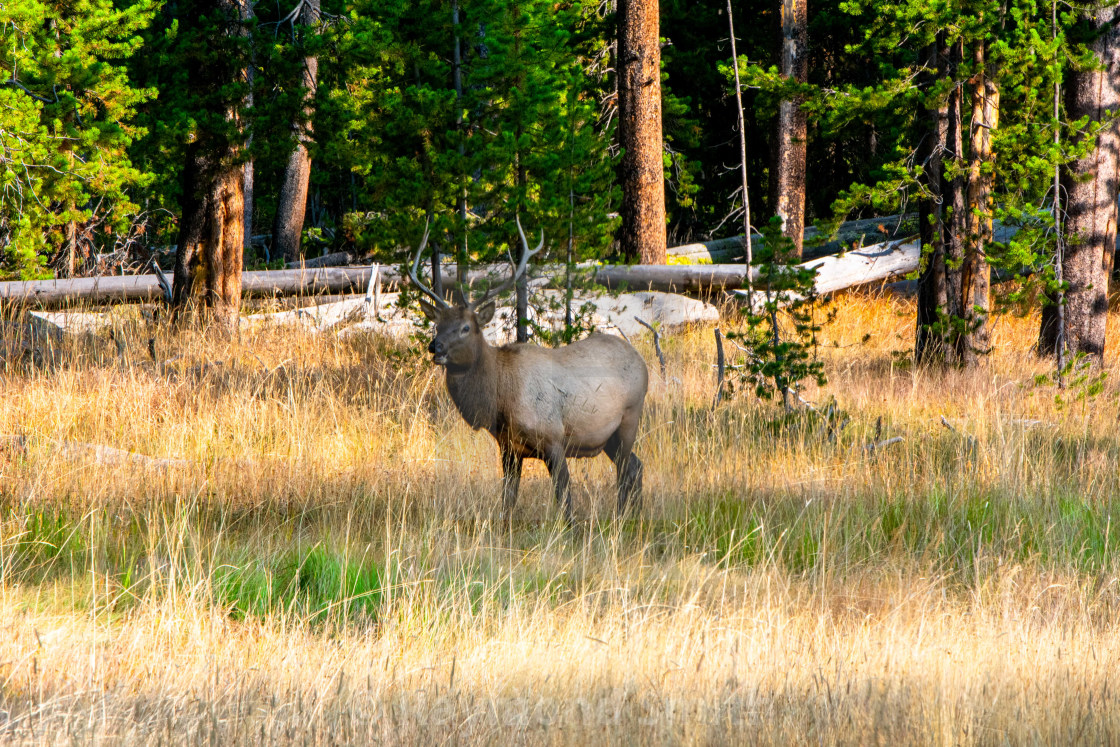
682;483;1120;580
528;298;598;348
0;0;157;277
1033;351;1109;407
822;0;1075;275
313;0;617;274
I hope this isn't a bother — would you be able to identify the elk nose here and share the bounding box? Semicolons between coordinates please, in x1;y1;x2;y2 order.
429;339;445;356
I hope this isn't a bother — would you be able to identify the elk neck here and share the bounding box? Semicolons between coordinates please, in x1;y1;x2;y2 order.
444;340;500;432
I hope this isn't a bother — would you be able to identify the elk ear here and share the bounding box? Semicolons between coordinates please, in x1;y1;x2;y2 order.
418;299;442;322
475;300;496;326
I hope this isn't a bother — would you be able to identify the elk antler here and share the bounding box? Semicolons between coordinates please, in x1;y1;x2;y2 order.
469;215;544;309
408;216;450;309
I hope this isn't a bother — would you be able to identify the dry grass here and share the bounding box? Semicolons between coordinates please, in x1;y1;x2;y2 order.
1;291;1119;744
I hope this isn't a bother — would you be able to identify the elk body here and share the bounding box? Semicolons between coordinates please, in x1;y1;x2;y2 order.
411;220;648;522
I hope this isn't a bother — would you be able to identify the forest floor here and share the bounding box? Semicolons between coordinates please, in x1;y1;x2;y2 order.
1;290;1119;744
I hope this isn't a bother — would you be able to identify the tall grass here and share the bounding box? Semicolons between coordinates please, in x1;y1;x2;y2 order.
0;292;1118;743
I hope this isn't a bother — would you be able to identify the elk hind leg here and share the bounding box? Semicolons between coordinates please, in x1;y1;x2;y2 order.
543;446;574;526
606;427;643;515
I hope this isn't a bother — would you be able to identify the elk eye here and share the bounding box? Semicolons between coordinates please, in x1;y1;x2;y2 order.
460;325;470;334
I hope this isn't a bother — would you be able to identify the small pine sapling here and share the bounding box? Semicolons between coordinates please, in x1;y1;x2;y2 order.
726;217;827;409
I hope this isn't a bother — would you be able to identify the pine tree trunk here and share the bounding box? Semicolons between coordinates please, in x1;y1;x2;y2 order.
954;45;998;366
1039;3;1120;361
173;144;209;310
65;214;78;278
272;0;319;263
172;0;248;332
242;0;255;254
173;153;246;330
942;39;968;363
243;162;254;254
937;40;996;368
617;0;666;264
775;0;808;259
915;36;949;363
204;166;245;328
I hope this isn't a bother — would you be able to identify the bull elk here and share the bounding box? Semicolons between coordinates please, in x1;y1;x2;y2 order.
410;218;648;522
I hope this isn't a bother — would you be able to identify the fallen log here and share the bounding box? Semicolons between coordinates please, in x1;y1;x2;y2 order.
807;239;920;295
286;251;354;269
0;267;404;307
731;239;919;306
598;238;921;297
594;263;760;293
669;213;915;263
0;434;191;470
0;262;566;309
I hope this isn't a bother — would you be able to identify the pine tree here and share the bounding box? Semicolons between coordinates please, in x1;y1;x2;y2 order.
170;0;253;330
272;0;321;263
797;0;1067;366
0;0;157;278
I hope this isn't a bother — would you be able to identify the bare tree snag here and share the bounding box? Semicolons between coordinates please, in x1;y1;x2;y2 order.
1039;3;1120;362
775;0;808;259
617;0;667;264
916;35;950;363
726;0;754;300
272;0;320;263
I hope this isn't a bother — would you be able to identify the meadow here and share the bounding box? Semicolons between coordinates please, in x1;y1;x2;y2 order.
0;291;1118;745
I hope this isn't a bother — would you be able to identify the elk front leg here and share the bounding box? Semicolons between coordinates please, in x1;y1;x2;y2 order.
543;446;573;526
500;444;523;519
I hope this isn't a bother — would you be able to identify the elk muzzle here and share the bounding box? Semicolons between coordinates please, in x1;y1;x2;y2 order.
428;339;449;366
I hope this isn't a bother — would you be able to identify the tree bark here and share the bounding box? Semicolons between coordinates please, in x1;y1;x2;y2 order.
272;0;319;263
617;0;666;264
173;148;245;332
1039;3;1120;361
953;44;998;366
916;36;949;363
775;0;808;259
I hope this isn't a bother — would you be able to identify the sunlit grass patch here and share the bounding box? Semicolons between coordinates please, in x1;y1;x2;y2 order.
214;545;385;626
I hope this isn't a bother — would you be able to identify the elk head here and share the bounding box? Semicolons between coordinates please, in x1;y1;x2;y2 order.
409;217;544;368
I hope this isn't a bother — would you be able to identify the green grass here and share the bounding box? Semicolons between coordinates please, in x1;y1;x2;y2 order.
214;545;385;625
